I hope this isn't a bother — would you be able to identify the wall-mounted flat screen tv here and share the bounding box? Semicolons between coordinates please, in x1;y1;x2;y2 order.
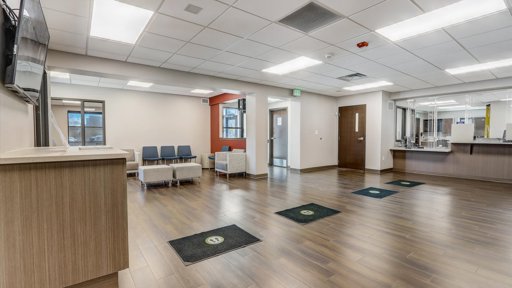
4;0;50;105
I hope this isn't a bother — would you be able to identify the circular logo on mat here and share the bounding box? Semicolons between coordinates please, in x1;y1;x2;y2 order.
401;181;411;185
300;210;315;215
369;190;381;194
205;236;224;245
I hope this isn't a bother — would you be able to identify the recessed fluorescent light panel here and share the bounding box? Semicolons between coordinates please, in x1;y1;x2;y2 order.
62;100;81;104
343;81;393;91
127;80;153;88
91;0;154;44
262;56;322;75
446;57;512;75
377;0;507;41
191;89;214;94
50;71;70;79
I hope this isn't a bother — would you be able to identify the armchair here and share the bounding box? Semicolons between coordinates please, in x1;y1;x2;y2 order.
215;152;246;180
123;149;140;175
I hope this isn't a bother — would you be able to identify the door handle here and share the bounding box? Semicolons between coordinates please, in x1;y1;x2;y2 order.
358;137;364;141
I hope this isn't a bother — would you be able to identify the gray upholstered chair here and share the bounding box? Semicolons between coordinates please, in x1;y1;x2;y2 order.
123;149;140;175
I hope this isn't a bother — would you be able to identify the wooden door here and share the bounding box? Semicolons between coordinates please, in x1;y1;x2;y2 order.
269;109;288;167
338;105;366;170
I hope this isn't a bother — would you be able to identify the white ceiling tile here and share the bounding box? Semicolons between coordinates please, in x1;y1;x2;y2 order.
147;14;203;41
256;49;298;63
43;9;89;34
469;39;512;62
414;41;478;69
415;71;463;86
234;0;309;21
159;0;228;26
249;24;304;47
138;33;186;53
209;8;271;38
87;50;129;61
41;0;90;17
396;30;452;51
177;43;222;59
217;0;236;4
238;59;275;71
373;50;418;66
357;44;407;60
455;72;496;83
166;54;205;68
226;40;274;57
445;11;512;39
196;61;234;73
390;75;433;90
304;45;351;61
281;36;329;54
306;63;354;78
49;43;86;55
316;0;384;16
458;26;512;49
88;37;134;55
127;57;163;67
226;66;263;78
392;59;439;76
161;63;194;72
130;46;172;62
412;0;460;12
210;52;251;66
492;66;512;78
350;0;422;30
49;29;87;49
310;19;368;45
120;0;162;11
328;53;374;70
191;28;242;50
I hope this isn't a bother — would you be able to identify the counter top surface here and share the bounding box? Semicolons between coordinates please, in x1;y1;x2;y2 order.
0;146;128;164
391;147;452;153
452;140;512;145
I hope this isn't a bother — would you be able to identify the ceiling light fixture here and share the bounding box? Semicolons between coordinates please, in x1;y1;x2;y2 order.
50;71;70;79
446;57;512;74
127;80;153;88
191;89;214;94
91;0;154;44
262;56;322;75
438;105;485;110
418;100;458;106
343;81;393;91
376;0;507;41
84;108;96;112
62;100;81;104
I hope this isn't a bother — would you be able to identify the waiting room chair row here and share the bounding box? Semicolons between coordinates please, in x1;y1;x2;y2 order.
142;145;197;165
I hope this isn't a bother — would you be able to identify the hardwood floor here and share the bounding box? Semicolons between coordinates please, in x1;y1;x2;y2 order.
119;168;512;288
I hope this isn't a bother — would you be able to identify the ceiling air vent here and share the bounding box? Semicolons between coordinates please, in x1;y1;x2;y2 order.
279;2;342;33
338;73;367;82
201;98;209;105
185;4;203;15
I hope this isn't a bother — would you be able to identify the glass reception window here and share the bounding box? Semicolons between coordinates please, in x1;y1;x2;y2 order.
67;111;82;146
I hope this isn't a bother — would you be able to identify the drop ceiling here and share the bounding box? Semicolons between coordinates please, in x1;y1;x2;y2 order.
32;0;512;96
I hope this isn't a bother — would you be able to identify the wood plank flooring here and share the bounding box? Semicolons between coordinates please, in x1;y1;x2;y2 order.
119;168;512;288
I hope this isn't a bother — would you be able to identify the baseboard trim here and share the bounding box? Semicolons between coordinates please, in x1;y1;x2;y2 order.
291;165;338;173
392;168;512;184
247;173;268;179
365;168;393;174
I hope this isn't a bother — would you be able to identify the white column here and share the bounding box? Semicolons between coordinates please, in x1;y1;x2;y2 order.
245;93;268;177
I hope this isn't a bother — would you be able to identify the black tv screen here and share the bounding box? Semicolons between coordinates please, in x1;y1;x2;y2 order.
4;0;50;105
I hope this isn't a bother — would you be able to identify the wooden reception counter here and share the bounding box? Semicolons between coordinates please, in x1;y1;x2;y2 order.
0;147;129;288
392;141;512;183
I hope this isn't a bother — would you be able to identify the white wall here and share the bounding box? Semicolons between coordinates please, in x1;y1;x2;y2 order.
49;83;211;160
300;93;338;169
0;86;34;153
490;101;512;138
337;91;393;171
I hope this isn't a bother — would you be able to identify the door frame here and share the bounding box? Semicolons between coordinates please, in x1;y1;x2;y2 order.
269;108;288;167
338;105;366;170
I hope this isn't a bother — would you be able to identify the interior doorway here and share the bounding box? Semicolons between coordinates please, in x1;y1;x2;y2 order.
269;108;288;167
338;105;366;170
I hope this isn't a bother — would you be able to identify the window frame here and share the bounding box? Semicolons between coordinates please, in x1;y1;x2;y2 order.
220;105;246;139
58;98;106;146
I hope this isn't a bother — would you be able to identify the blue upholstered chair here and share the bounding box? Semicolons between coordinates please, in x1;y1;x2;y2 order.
208;146;230;161
177;145;197;162
161;146;179;164
142;146;161;165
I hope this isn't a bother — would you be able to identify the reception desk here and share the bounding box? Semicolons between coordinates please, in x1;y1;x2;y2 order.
392;141;512;183
0;147;129;288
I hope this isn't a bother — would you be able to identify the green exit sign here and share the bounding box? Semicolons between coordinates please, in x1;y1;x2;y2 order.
292;88;302;97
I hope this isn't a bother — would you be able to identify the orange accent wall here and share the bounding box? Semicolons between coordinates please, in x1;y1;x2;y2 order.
210;93;246;153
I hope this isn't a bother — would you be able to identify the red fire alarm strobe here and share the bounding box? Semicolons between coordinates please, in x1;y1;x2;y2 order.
357;41;369;48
